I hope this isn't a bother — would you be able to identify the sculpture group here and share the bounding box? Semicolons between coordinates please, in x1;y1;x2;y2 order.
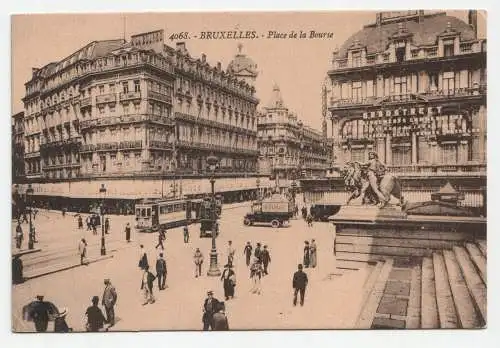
337;152;405;209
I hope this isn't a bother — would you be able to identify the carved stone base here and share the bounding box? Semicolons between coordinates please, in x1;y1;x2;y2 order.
332;204;407;223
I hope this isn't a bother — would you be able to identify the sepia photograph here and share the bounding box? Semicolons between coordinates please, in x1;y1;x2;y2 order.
10;9;487;332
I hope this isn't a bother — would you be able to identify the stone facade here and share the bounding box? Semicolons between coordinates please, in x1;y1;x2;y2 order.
12;111;25;183
327;11;486;178
257;85;331;181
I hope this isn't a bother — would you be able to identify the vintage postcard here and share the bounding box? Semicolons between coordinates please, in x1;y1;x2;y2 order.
11;10;486;332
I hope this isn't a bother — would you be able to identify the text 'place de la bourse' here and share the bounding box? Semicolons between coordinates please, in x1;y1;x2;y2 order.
11;10;486;332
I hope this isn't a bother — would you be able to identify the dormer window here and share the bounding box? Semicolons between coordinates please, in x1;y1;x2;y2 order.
396;47;405;63
352;51;362;67
444;42;454;57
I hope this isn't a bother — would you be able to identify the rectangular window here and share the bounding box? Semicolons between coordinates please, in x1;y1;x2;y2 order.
366;80;374;98
443;71;455;95
109;84;115;94
134;80;141;93
394;76;407;97
352;51;362;67
441;143;458;164
123;104;129;115
352;81;362;102
122;82;129;93
99;85;104;94
109;105;116;113
99;106;105;114
392;146;411;165
444;44;454;57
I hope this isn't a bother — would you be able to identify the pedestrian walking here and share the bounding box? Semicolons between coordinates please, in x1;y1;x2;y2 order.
86;216;91;231
294;205;299;218
226;240;235;266
155;229;165;250
104;217;110;234
54;308;72;333
183;225;190;243
249;258;263;295
212;302;229;331
254;242;262;262
77;215;83;229
301;206;307;220
141;266;156;305
202;290;220;331
306;214;313;227
303;241;311;268
243;241;253;267
156;253;167;290
193;248;204;278
309;239;318;268
21;210;28;223
30;295;50;332
292;264;308;306
15;222;23;249
221;264;236;300
261;245;271;275
125;223;131;242
102;279;118;327
138;244;149;271
85;296;106;332
12;255;24;284
78;238;87;265
92;218;97;235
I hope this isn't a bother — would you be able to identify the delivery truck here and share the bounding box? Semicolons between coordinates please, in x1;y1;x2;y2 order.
243;194;294;228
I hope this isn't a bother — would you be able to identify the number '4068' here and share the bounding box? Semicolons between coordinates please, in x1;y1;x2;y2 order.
169;32;189;41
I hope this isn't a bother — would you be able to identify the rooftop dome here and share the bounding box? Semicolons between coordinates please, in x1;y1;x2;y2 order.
227;43;258;76
266;84;285;109
338;13;476;58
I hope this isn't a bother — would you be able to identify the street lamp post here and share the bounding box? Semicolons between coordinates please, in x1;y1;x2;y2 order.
206;155;221;277
26;184;34;250
99;184;107;256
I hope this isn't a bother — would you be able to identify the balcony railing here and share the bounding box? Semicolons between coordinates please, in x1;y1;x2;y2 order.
80;114;174;130
176;140;259;156
385;163;486;177
119;91;141;102
96;94;117;105
80;97;92;108
147;90;173;104
149;140;173;150
119;140;143;150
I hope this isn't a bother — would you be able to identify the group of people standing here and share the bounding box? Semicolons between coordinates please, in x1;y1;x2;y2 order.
303;239;318;268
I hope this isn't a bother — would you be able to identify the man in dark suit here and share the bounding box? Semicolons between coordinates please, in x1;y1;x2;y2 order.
202;290;220;331
212;302;229;331
156;253;167;290
102;279;117;327
261;245;271;275
292;264;308;306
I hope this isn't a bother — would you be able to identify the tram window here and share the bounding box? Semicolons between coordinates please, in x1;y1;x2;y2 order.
167;205;173;213
182;203;187;210
136;208;140;216
147;208;151;217
175;203;181;211
141;208;146;217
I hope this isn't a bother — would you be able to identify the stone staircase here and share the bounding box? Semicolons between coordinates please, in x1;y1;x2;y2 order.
354;240;487;329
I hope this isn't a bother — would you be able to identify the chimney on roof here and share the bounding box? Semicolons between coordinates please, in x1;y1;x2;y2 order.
468;10;478;38
202;53;206;63
217;62;222;71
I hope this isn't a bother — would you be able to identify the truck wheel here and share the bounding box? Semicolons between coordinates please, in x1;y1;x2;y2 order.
271;220;280;228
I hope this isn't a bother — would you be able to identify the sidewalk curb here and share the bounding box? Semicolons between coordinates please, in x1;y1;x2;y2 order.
23;255;114;281
13;248;42;257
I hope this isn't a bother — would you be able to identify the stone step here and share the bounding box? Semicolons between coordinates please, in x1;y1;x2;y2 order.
356;259;394;328
406;265;422;329
453;246;487;326
335;252;386;263
359;262;384;309
421;257;439;328
476;240;487;258
336;259;374;271
465;242;487;284
442;249;481;328
336;228;477;242
336;244;433;258
335;235;462;250
433;252;459;328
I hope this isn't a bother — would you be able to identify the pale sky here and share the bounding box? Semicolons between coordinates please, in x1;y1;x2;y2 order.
11;11;486;132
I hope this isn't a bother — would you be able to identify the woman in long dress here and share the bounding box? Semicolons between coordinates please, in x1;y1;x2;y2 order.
249;258;263;294
309;239;317;268
221;264;236;300
303;241;310;268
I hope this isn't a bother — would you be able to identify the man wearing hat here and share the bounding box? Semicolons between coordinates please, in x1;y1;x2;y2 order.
102;279;118;327
261;245;271;276
221;263;236;300
212;302;229;331
85;296;106;332
359;151;387;205
292;264;308;306
243;242;253;267
31;295;50;332
254;243;262;262
202;290;220;330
